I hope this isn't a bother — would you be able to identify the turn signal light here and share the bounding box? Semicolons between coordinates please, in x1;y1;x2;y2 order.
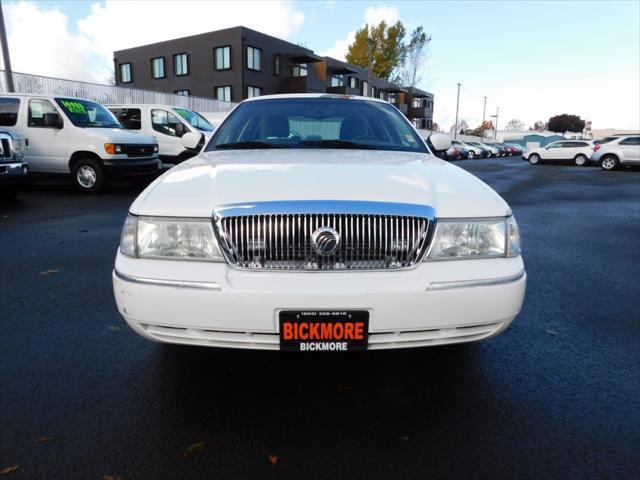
104;143;122;155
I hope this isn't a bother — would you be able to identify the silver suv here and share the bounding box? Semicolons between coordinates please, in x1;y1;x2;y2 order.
591;134;640;170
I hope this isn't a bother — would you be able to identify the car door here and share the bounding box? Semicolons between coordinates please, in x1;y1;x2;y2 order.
618;136;640;164
543;142;563;160
150;109;188;160
24;98;69;173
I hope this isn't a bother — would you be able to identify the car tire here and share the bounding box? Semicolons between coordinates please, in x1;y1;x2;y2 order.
72;158;105;193
574;154;588;166
529;154;540;165
599;155;619;171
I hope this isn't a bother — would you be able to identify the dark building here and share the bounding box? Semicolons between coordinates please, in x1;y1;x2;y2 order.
113;26;433;126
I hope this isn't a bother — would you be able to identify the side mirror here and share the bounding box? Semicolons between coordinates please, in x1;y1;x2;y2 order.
43;112;62;129
428;133;452;153
174;122;188;137
182;131;203;150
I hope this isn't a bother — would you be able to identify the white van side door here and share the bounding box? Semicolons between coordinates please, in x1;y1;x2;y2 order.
23;98;69;173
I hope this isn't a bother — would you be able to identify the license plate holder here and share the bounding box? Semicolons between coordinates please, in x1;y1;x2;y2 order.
279;310;369;352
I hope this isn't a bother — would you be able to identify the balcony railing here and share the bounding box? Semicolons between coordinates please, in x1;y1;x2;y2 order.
288;75;326;93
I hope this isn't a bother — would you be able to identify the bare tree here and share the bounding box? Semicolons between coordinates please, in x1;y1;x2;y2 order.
450;119;469;133
533;120;546;132
505;119;526;131
398;26;431;88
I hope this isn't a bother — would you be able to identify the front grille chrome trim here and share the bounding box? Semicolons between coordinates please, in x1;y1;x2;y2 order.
212;201;436;272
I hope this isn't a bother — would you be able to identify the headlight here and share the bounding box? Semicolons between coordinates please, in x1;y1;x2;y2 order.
426;216;521;260
152;144;159;153
104;143;123;154
119;215;224;261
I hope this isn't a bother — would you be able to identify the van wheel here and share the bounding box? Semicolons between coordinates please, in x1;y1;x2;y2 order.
73;158;105;193
599;155;618;171
528;154;540;165
574;154;588;166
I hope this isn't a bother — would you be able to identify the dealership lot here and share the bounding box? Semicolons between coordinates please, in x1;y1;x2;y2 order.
1;158;639;479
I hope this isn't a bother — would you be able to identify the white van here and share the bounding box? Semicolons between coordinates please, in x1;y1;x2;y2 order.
0;94;159;193
107;104;216;165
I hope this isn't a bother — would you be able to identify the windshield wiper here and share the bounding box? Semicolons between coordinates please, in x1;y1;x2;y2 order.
299;139;377;150
216;141;289;149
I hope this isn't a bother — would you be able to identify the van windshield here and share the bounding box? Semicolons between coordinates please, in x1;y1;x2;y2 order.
173;108;213;132
55;98;122;128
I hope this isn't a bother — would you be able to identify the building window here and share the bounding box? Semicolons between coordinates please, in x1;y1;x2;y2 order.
388;92;397;103
361;80;368;97
215;86;232;102
247;86;262;98
412;97;425;108
274;54;281;76
119;63;132;83
371;86;376;98
292;63;307;77
349;76;358;89
174;53;189;76
151;57;165;79
379;90;385;100
247;46;261;71
331;74;344;87
175;90;190;96
214;46;231;70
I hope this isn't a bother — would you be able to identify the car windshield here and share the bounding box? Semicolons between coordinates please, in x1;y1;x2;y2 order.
55;98;121;128
173;107;213;132
207;97;428;153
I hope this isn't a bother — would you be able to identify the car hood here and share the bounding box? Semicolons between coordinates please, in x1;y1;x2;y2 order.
130;149;510;218
78;127;156;144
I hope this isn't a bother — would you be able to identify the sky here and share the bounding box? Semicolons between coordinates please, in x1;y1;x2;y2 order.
2;0;639;130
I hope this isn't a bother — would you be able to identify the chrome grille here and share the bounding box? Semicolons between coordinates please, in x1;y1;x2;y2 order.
213;201;435;271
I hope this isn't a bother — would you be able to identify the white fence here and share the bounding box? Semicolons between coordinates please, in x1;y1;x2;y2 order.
0;70;237;113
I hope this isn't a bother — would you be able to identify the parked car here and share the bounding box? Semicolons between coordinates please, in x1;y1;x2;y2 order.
0;129;29;199
0;94;159;193
466;141;493;158
486;143;507;156
478;143;500;157
452;140;483;159
524;140;595;166
107;104;215;165
113;94;526;352
591;134;640;170
505;143;524;156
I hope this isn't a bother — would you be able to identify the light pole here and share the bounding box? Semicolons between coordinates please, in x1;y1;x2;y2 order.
0;1;15;92
481;96;487;139
490;107;499;140
454;82;461;140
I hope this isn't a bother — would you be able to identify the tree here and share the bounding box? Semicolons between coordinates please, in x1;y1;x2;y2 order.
345;21;407;80
533;120;546;132
449;119;469;133
468;120;493;137
398;26;432;88
547;114;586;133
505;119;526;131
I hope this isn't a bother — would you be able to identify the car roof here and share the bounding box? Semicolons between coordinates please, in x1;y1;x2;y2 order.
242;93;390;104
106;104;186;110
0;92;86;101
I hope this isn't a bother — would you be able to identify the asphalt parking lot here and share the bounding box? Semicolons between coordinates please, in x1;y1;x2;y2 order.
1;157;639;479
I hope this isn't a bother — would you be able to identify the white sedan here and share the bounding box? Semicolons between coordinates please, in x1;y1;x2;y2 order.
113;94;526;351
523;140;595;166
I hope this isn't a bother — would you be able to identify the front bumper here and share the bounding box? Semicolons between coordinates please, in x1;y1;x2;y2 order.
103;157;161;175
113;252;526;350
0;162;29;185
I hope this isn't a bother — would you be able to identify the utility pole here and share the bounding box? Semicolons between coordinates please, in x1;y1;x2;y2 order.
454;82;461;140
0;0;15;92
481;96;487;140
490;107;500;140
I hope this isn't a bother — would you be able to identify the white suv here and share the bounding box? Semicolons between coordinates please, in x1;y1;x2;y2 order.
524;140;595;166
591;135;640;170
